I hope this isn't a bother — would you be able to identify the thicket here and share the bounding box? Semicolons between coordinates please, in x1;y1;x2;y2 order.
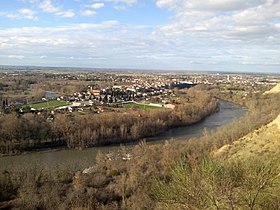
0;89;218;154
1;91;280;209
153;157;280;210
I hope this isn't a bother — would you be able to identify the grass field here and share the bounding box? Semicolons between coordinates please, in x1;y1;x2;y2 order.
26;100;70;109
121;102;162;110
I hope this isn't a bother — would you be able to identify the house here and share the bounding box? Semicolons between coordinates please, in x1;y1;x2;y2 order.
164;104;176;109
90;89;100;97
113;85;122;89
72;102;81;107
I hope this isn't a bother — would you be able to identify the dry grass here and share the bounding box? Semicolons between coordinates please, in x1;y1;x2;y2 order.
214;83;280;160
264;83;280;95
214;114;280;160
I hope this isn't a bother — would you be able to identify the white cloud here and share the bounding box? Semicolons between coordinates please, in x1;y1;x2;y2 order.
189;0;265;11
103;0;137;5
153;0;280;46
17;0;38;3
89;3;105;9
38;0;75;18
0;22;160;68
155;0;175;9
18;8;37;20
0;21;122;51
0;8;37;20
1;18;279;71
113;5;127;10
8;55;25;59
80;10;97;16
155;0;267;12
39;0;59;13
56;10;75;18
1;0;280;72
88;0;136;10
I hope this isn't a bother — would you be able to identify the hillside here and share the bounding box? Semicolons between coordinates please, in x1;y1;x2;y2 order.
215;83;280;160
214;113;280;160
264;83;280;94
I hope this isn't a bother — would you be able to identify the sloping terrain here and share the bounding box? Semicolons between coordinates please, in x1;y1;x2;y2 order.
214;113;280;160
264;83;280;94
215;83;280;160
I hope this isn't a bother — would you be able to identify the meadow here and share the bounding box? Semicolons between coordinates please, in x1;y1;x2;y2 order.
25;100;70;109
120;102;162;110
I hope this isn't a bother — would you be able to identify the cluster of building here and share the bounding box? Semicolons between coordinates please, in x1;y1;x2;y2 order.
51;81;192;112
1;69;279;115
68;84;174;105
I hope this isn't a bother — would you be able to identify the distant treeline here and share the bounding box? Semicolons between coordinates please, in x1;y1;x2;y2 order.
0;89;218;154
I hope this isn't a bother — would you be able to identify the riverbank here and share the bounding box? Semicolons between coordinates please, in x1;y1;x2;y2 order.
0;100;247;170
0;90;219;155
1;100;247;158
0;99;219;157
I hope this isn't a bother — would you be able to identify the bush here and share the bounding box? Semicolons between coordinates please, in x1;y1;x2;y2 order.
152;156;280;210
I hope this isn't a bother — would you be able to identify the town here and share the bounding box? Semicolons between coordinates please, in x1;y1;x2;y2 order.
0;69;279;115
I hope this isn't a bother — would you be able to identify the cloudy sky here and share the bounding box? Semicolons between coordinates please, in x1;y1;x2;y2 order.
0;0;280;72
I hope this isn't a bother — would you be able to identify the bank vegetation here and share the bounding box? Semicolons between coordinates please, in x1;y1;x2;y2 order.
0;89;218;154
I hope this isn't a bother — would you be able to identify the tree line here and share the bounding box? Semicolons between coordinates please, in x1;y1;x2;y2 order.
0;89;219;154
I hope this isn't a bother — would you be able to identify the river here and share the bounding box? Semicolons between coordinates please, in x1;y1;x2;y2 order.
0;100;247;170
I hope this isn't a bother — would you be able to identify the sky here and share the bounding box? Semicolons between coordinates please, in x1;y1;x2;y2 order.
0;0;280;73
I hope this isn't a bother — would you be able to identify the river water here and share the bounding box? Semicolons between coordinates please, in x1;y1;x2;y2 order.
0;101;247;170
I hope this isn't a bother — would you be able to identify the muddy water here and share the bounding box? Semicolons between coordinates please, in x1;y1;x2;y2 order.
0;101;247;170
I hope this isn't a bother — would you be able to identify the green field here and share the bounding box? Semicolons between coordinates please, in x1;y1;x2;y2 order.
121;102;162;110
26;100;70;109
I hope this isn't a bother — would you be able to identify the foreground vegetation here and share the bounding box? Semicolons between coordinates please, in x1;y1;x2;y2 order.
153;157;280;210
1;84;280;209
2;148;280;209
